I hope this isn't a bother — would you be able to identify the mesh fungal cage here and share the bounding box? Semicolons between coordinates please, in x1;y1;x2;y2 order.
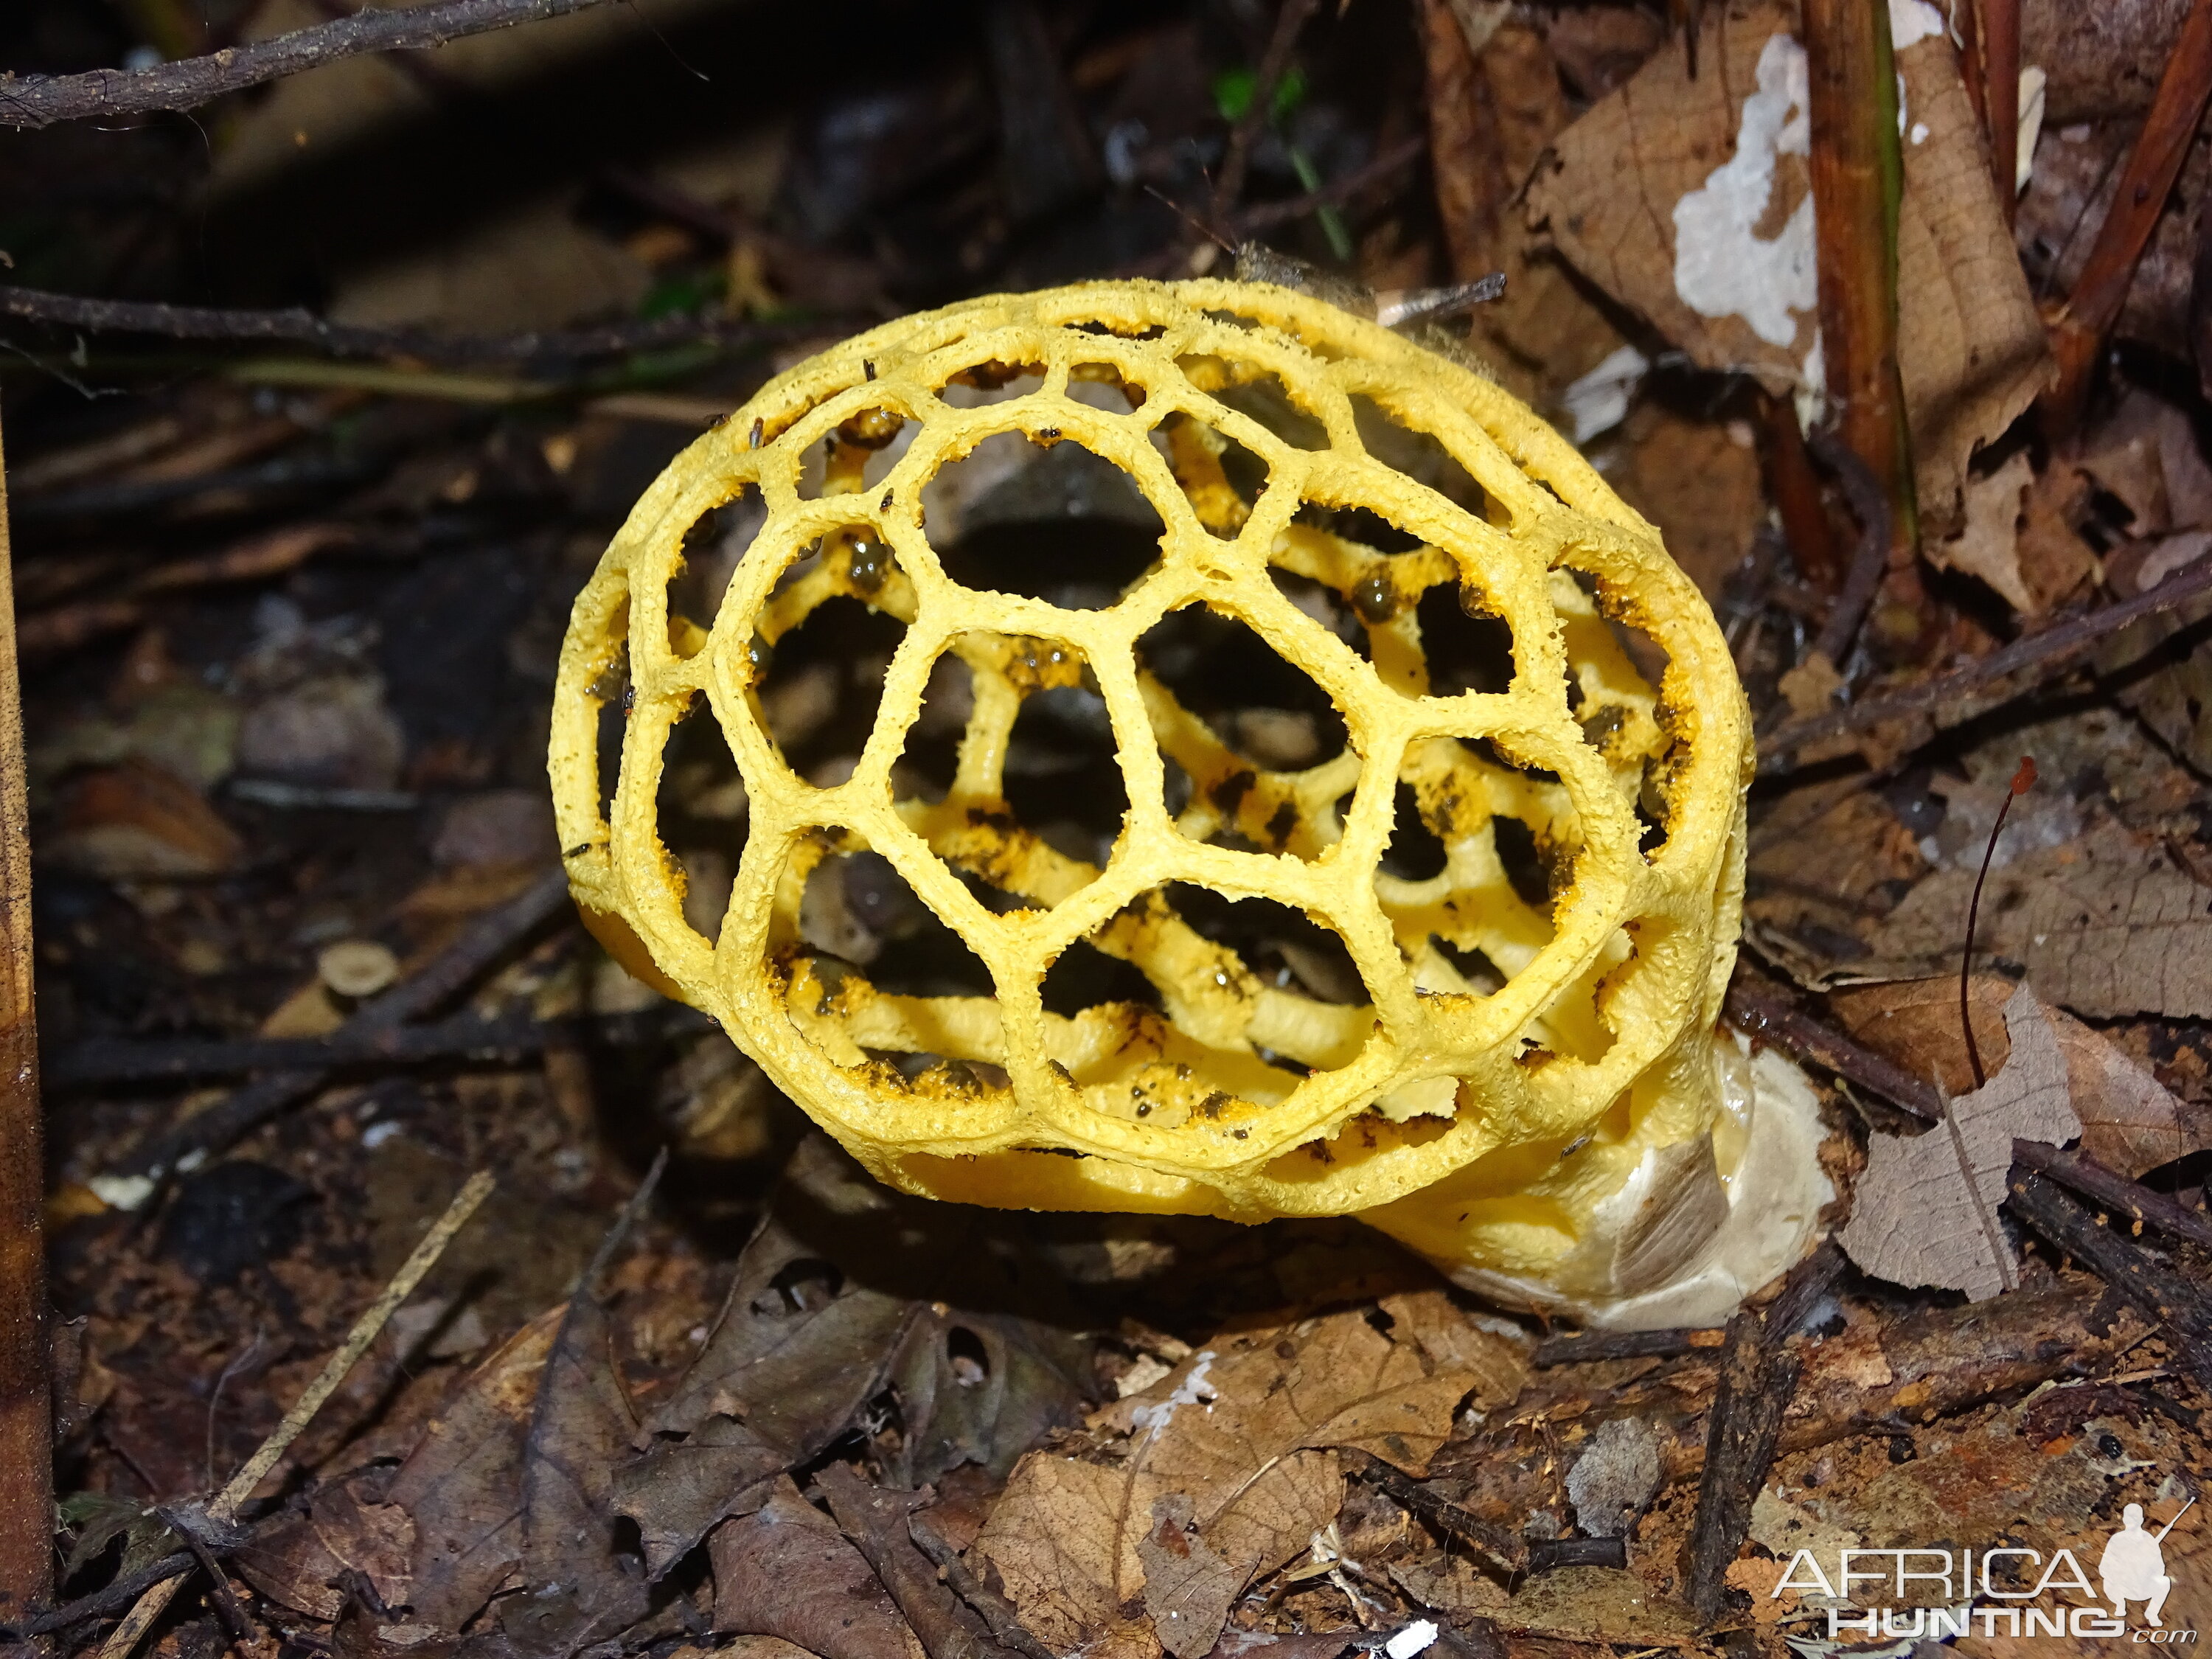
551;279;1753;1265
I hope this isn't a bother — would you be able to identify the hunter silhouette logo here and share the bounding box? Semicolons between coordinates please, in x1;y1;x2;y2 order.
2104;1500;2191;1628
1774;1495;2199;1641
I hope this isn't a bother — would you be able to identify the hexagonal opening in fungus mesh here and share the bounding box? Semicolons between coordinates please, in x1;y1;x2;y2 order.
550;278;1750;1239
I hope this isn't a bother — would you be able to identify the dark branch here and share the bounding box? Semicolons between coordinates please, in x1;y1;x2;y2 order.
0;284;839;366
1725;978;1944;1121
118;867;576;1175
1805;428;1893;670
1761;549;2212;772
47;1004;709;1089
0;0;616;130
2007;1169;2212;1395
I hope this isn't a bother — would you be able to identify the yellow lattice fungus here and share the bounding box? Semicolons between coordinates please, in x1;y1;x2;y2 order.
550;279;1828;1325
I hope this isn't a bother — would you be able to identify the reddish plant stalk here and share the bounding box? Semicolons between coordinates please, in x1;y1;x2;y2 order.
1961;757;2036;1090
1983;0;2020;230
1804;0;1916;557
2042;0;2212;434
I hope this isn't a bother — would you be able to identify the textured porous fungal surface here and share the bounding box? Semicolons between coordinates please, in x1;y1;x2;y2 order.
550;279;1753;1256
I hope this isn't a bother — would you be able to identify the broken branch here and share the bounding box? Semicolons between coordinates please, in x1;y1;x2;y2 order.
118;866;574;1175
0;283;830;366
2006;1169;2212;1394
0;0;617;130
95;1170;493;1659
1759;549;2212;769
2041;0;2212;431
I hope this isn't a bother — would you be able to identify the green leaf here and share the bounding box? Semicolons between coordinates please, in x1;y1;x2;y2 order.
1211;64;1308;125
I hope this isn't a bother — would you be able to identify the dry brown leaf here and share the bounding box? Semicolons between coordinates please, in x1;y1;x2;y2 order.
52;759;244;880
1135;1494;1243;1659
2104;584;2212;778
234;1474;417;1621
1605;406;1766;602
1840;985;2080;1299
1372;1288;1529;1408
974;1309;1478;1659
1930;452;2034;612
1862;819;2212;1020
2010;464;2100;613
1527;1;2050;532
1416;0;1628;408
2081;388;2212;534
1828;974;2015;1098
1831;974;2206;1175
381;1307;563;1629
1494;1567;1701;1646
710;1478;926;1659
2045;1006;2210;1177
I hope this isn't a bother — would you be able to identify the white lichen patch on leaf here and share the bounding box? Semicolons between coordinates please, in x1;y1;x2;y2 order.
1671;32;1815;349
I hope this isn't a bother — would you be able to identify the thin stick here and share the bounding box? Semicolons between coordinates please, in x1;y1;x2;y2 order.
1725;979;1942;1121
2041;0;2212;431
95;1171;494;1659
0;0;617;130
49;1002;707;1089
1805;428;1895;669
1209;0;1324;234
120;866;572;1176
1961;757;2034;1089
0;388;49;1628
1759;549;2212;769
0;285;831;366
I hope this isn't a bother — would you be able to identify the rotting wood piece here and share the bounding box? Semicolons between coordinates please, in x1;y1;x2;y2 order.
1685;1312;1799;1620
1417;1280;2146;1540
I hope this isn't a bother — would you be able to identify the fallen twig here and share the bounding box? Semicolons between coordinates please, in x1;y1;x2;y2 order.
1686;1312;1800;1620
0;0;616;130
1235;135;1427;236
119;867;574;1176
1209;0;1324;234
1348;1450;1526;1575
95;1170;493;1659
908;1509;1057;1659
2042;0;2212;430
1725;978;1943;1121
19;524;357;658
0;284;834;366
1804;429;1895;671
821;1467;1013;1659
2006;1169;2212;1394
2011;1141;2212;1251
1759;549;2212;771
1684;1243;1837;1620
1532;1327;1725;1367
50;1003;709;1088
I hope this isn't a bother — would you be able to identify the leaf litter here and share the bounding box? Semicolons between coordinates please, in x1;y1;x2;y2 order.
22;0;2212;1655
